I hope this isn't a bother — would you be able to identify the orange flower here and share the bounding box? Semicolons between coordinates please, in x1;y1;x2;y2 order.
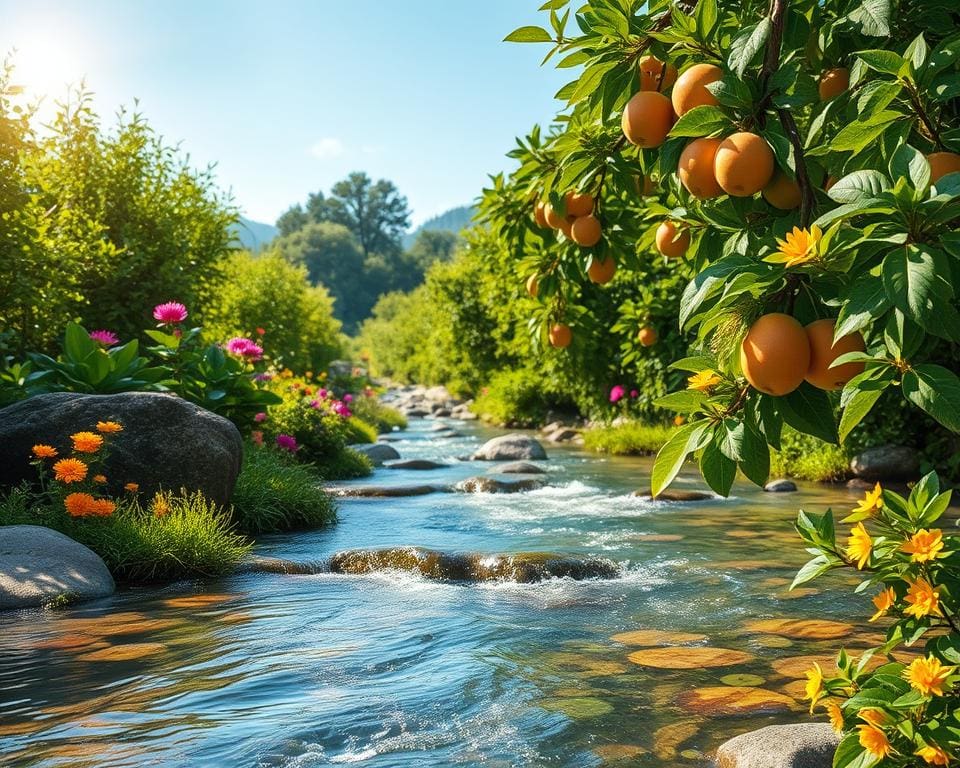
904;655;955;697
870;586;896;622
53;458;88;484
90;498;115;517
32;444;58;459
93;474;108;484
857;724;893;759
124;483;139;492
64;492;97;517
902;529;945;563
823;700;844;733
917;744;951;766
905;577;942;619
96;421;123;433
859;708;890;728
151;494;171;518
70;431;104;453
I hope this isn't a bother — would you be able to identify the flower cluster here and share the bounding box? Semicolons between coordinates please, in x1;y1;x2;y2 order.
225;336;264;362
31;420;137;519
608;384;640;404
795;473;959;765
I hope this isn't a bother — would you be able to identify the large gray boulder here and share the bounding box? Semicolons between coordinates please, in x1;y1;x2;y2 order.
0;392;243;506
471;434;547;461
351;442;400;466
715;724;838;768
850;444;920;481
0;526;115;610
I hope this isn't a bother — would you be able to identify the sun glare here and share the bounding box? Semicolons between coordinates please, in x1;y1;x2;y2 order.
11;28;86;101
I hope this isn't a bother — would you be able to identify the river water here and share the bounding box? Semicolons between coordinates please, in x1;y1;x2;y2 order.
0;416;883;767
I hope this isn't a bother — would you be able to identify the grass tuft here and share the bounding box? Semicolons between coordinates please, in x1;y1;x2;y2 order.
582;421;674;456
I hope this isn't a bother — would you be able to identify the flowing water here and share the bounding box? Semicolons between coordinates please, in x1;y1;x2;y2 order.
0;416;883;767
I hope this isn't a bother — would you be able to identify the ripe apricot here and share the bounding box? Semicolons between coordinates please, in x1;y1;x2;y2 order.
544;203;565;229
714;132;775;197
588;256;616;284
565;191;594;217
655;221;690;258
534;202;548;228
558;215;575;238
526;274;539;298
621;91;675;148
740;313;810;396
638;325;658;347
571;215;602;247
549;323;572;349
678;137;723;198
928;152;960;183
639;55;678;92
762;172;801;210
818;68;849;101
804;319;865;391
671;63;722;116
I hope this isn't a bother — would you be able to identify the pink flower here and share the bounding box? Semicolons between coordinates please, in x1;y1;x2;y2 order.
318;389;328;399
254;412;267;423
332;401;351;418
309;399;320;409
153;302;188;325
343;394;353;403
254;373;273;382
630;389;639;399
275;434;298;453
89;329;119;346
609;385;626;403
251;430;264;446
226;337;264;361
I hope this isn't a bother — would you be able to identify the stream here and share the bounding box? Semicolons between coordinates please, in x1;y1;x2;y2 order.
0;415;882;767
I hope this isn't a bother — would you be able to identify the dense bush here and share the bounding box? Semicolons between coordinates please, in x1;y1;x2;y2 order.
471;367;576;427
348;392;408;433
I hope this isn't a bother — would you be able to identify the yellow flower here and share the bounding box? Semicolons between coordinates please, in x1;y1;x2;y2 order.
904;655;955;697
687;369;722;392
845;522;873;569
31;444;58;459
53;458;88;484
870;586;896;622
70;431;104;454
824;700;844;733
772;225;822;267
804;663;824;712
124;482;139;492
96;421;123;434
151;494;171;518
853;483;883;517
917;744;951;766
857;724;893;759
905;577;942;618
902;529;945;563
93;474;108;485
859;708;890;728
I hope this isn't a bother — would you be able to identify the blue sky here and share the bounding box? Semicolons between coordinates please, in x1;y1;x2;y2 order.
0;1;569;227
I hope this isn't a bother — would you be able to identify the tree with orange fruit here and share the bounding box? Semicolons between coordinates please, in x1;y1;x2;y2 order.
501;0;960;498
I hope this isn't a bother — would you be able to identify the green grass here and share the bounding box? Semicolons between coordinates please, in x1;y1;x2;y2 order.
770;428;852;482
315;447;373;481
341;416;379;444
0;486;250;583
349;397;408;433
231;443;337;534
582;421;675;456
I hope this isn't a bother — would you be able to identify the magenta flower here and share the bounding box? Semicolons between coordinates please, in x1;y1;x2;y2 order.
153;301;188;325
276;434;298;453
254;372;273;382
89;329;119;346
309;399;320;409
343;394;353;403
609;385;626;403
630;389;639;399
318;388;328;399
333;401;351;418
226;337;264;361
254;412;267;423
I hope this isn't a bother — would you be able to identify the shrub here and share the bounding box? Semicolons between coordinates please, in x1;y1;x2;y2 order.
582;422;674;456
472;367;576;427
348;393;407;433
230;443;337;534
770;428;852;482
0;486;249;583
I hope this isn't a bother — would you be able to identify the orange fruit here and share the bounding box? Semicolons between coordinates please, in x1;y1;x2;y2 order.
804;319;865;391
588;256;616;284
533;202;548;228
740;313;811;396
638;326;658;347
671;63;722;116
714;132;775;197
639;55;678;92
818;68;849;101
621;91;675;148
526;274;539;298
762;172;801;210
558;215;575;238
571;215;602;247
544;203;565;229
565;191;594;217
655;221;690;258
678;137;723;198
549;323;572;349
928;152;960;183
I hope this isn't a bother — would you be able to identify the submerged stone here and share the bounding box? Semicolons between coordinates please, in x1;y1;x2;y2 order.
610;629;707;646
383;459;448;470
454;476;546;493
765;479;798;493
744;618;853;640
634;489;713;501
678;686;797;716
495;461;547;475
628;646;754;669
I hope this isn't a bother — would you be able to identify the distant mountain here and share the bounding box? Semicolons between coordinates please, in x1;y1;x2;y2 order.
231;216;278;251
402;204;476;249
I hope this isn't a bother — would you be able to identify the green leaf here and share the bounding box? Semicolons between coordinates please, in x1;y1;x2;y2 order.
848;0;892;37
827;170;891;203
902;364;960;432
504;26;553;43
889;143;931;192
830;111;900;152
727;19;772;77
700;441;736;496
668;105;728;138
881;245;954;331
777;383;839;444
738;424;771;486
792;554;836;588
651;422;708;497
836;273;890;338
839;385;887;443
857;49;905;75
654;390;709;412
